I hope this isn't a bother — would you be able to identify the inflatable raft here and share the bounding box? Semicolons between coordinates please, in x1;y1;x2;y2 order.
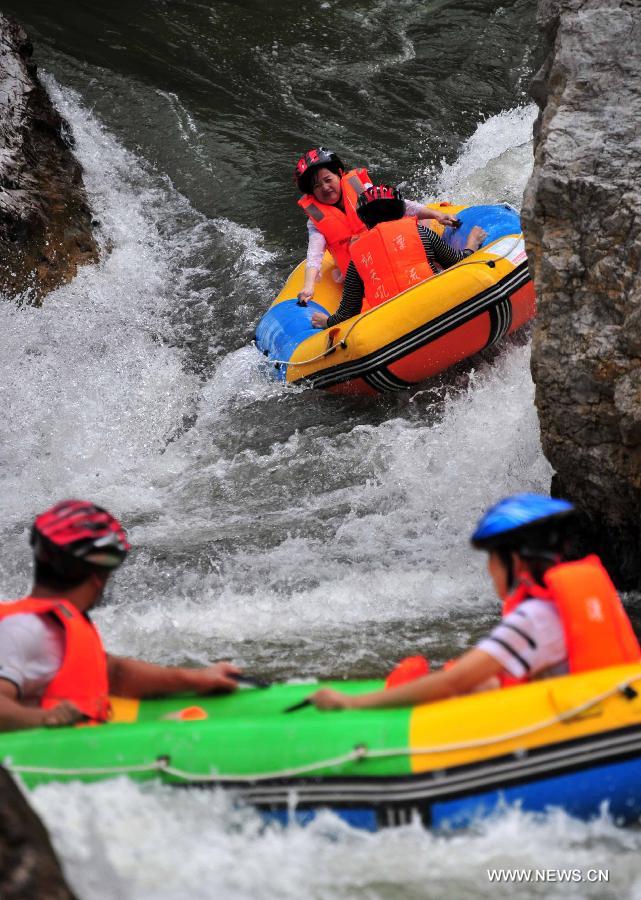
255;203;535;395
3;665;641;831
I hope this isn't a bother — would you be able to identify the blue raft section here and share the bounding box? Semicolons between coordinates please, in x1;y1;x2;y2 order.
254;203;523;382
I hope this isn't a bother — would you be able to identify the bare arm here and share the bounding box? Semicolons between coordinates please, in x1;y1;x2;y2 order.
106;655;241;698
310;649;504;711
406;201;459;227
0;679;83;731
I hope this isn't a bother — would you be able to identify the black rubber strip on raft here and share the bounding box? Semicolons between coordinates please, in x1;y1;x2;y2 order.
363;366;415;393
294;262;529;391
485;295;513;347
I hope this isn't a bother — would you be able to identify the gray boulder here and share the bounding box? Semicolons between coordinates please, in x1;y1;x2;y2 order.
522;0;641;585
0;765;77;899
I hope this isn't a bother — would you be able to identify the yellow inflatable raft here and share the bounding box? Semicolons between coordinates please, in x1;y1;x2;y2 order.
255;203;535;395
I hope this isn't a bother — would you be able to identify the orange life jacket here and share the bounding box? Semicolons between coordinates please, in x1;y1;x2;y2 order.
298;168;371;276
349;217;434;309
500;555;641;686
0;597;110;722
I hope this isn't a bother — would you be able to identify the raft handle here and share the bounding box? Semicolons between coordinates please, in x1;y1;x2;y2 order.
325;328;341;355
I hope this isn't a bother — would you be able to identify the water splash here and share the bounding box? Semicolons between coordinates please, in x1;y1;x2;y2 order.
31;780;638;900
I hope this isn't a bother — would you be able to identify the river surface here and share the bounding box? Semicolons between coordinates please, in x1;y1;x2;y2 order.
2;1;641;897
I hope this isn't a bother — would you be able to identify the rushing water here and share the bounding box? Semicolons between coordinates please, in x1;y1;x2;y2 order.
2;1;640;897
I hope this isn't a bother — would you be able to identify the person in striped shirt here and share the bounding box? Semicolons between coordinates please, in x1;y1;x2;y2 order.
310;185;486;329
309;494;638;711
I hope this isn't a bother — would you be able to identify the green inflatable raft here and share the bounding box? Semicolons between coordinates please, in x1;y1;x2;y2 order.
3;666;641;831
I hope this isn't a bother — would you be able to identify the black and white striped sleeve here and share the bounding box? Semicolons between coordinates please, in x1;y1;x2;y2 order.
418;223;472;270
476;600;567;679
326;261;365;327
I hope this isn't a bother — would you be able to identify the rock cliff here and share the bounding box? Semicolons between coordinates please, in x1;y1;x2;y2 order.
0;14;97;302
0;766;77;899
522;0;641;586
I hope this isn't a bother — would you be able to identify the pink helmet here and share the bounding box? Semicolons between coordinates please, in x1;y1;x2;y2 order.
356;184;405;227
294;147;345;193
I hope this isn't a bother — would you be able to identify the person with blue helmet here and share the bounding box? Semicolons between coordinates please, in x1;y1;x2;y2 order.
309;493;640;711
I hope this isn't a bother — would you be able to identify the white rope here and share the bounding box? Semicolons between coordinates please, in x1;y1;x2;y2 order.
7;760;165;777
162;746;368;783
4;675;638;785
369;676;641;760
262;235;524;370
254;338;341;369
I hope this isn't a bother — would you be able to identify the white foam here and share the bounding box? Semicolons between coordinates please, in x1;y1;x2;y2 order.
96;344;551;667
435;105;538;207
0;77;274;591
30;781;641;900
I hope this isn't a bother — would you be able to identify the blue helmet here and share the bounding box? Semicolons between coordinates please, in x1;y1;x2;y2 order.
471;493;575;552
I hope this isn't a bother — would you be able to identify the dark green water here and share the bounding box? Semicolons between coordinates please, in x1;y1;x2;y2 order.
6;0;538;242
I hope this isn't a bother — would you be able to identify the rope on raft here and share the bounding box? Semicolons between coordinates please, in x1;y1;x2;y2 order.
262;235;524;369
5;675;640;784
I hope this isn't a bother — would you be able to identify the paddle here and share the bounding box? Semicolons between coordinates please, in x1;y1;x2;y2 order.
283;698;311;714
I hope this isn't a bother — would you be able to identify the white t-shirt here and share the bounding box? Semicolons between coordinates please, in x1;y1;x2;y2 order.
476;599;568;679
0;613;65;704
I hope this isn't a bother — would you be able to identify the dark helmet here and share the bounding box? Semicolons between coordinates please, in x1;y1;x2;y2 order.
294;147;345;193
356;184;405;229
31;500;130;578
470;493;575;559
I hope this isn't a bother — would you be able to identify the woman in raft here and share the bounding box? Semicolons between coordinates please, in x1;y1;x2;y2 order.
294;147;460;304
308;493;641;711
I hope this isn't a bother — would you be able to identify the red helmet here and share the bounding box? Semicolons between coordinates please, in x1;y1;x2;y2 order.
294;147;345;193
357;184;405;228
31;500;130;571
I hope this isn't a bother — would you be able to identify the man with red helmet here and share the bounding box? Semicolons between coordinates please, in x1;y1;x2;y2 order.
0;500;242;731
311;183;487;329
294;149;459;305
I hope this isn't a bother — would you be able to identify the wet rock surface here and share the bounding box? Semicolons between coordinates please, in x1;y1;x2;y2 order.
523;0;641;586
0;13;97;302
0;766;77;899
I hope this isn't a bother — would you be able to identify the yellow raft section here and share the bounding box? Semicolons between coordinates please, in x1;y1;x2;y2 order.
408;663;641;773
272;203;527;386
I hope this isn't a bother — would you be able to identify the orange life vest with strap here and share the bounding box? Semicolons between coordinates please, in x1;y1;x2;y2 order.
0;597;110;722
298;168;371;276
499;555;641;686
349;217;434;309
